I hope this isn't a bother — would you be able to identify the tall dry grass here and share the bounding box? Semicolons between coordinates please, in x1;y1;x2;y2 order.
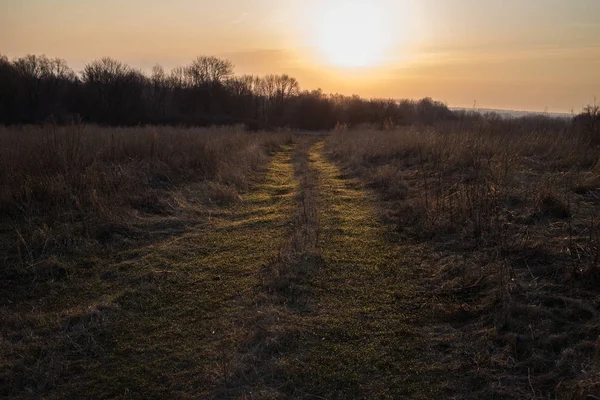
326;121;600;397
328;123;598;243
0;123;291;398
0;123;289;262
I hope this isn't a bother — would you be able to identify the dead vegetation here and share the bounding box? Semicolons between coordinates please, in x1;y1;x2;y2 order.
326;120;600;398
0;123;288;259
0;124;292;398
2;115;599;398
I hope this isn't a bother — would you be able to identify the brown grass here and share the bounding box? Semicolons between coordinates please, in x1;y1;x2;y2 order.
2;117;599;398
0;125;292;399
0;123;289;261
326;121;600;398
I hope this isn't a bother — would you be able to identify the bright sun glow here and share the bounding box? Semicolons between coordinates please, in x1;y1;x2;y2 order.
315;1;391;68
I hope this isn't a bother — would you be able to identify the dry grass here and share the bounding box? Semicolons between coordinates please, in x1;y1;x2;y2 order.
326;121;600;398
0;126;293;398
3;117;599;398
0;123;289;261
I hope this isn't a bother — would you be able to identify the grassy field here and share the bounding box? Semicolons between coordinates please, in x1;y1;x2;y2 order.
1;122;599;399
327;122;600;398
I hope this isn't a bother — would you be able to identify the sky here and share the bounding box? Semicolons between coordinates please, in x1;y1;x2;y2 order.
1;0;599;112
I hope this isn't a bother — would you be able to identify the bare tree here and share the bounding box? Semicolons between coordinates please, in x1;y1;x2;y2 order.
149;64;167;119
0;53;461;129
167;66;189;88
184;56;234;86
256;74;300;126
9;55;76;121
82;58;147;124
82;57;131;85
0;54;18;122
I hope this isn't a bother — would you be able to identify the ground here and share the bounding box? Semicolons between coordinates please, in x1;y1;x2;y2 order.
1;138;440;399
2;133;598;399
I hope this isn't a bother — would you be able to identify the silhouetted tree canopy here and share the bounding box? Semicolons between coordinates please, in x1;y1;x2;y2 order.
0;53;551;130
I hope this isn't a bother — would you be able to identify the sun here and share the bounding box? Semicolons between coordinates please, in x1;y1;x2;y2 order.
314;1;391;69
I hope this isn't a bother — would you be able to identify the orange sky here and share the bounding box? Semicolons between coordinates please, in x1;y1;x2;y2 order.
2;0;599;112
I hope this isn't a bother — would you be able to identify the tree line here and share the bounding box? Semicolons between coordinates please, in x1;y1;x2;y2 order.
0;54;455;129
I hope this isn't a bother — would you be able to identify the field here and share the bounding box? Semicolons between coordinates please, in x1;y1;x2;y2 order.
1;120;599;399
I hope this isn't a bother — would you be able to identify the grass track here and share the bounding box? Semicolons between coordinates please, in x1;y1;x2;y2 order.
227;140;440;399
4;146;298;399
270;141;437;399
4;141;447;399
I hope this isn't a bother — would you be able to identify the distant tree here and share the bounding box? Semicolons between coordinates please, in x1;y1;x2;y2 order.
168;66;189;88
0;55;18;123
0;52;460;129
149;64;167;121
81;58;147;124
11;55;51;121
9;54;76;122
346;95;370;126
226;75;261;124
179;56;235;122
291;89;337;130
185;56;234;86
256;74;300;126
42;57;77;121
